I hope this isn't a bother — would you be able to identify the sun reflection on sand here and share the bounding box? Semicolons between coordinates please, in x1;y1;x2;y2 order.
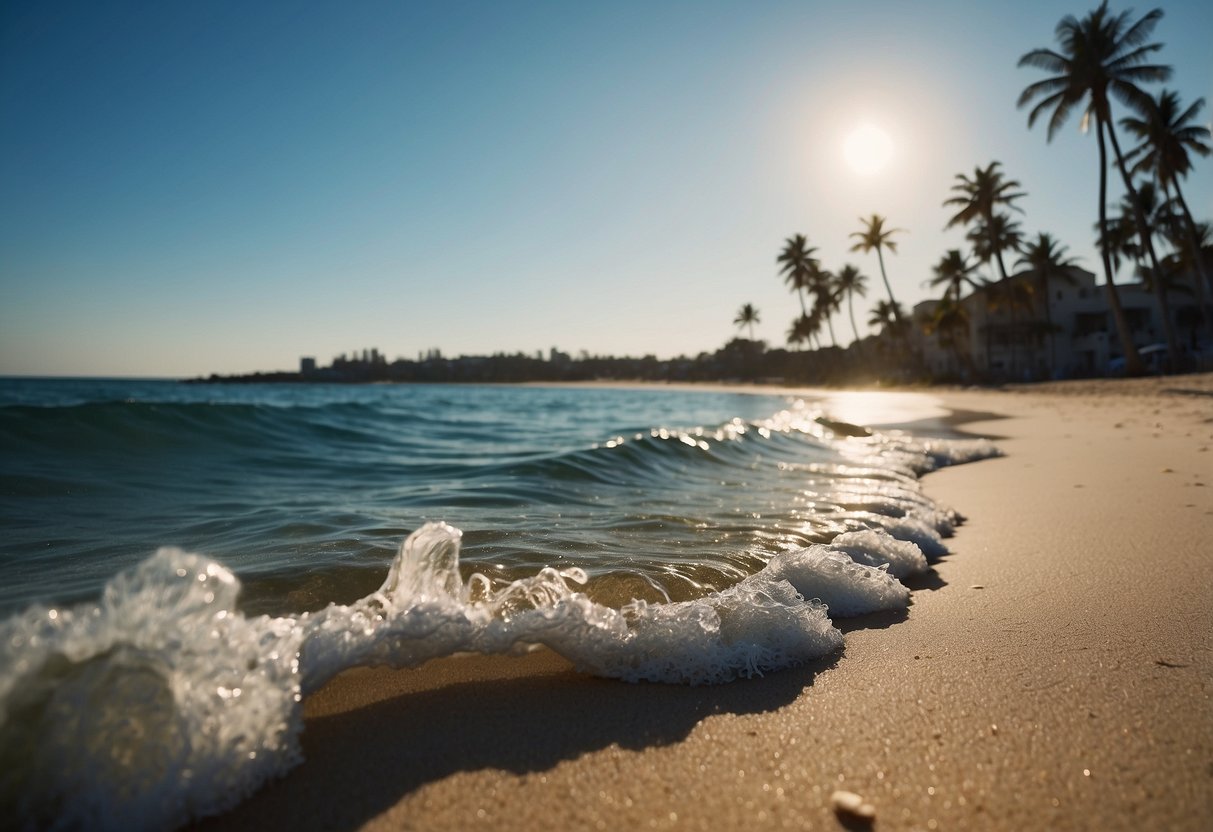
814;391;949;429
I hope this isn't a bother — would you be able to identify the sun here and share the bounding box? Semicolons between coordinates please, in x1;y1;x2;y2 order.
842;124;894;176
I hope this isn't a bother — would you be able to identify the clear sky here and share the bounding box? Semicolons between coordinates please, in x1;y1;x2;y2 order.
1;0;1210;377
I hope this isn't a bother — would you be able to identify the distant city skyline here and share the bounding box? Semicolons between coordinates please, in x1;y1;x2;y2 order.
2;0;1210;377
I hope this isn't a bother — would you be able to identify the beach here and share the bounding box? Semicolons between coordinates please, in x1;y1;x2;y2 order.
192;375;1213;831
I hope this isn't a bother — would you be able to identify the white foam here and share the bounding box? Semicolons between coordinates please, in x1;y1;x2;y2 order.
867;514;950;558
0;523;858;828
760;545;909;616
300;523;844;689
828;529;929;579
0;550;304;830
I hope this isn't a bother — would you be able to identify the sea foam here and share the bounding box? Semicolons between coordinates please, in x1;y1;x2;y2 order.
0;518;940;829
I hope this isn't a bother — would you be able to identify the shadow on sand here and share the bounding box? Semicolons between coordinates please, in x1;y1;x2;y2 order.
192;545;955;829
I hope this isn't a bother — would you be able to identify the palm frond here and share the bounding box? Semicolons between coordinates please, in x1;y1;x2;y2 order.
1017;74;1072;109
1109;79;1158;114
1106;43;1167;71
1054;13;1082;43
1115;7;1164;51
1114;64;1172;88
1176;97;1207;129
1017;48;1068;73
1047;95;1083;141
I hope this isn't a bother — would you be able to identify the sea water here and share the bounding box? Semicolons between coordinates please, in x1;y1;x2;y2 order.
0;379;999;829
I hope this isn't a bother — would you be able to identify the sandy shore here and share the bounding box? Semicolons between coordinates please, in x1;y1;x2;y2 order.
198;375;1213;831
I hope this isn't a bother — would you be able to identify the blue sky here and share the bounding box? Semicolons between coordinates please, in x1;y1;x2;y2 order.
1;0;1210;377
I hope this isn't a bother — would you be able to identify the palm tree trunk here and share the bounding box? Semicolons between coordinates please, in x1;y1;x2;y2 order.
1096;117;1145;376
847;294;860;345
1105;120;1183;367
994;250;1010;282
875;248;901;322
986;207;1010;282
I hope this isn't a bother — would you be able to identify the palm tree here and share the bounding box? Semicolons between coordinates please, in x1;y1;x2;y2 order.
1117;180;1176;272
944;162;1026;280
834;264;869;345
786;313;818;351
983;275;1037;378
777;235;820;317
734;303;760;340
930;249;982;303
1095;212;1140;274
967;213;1025;280
850;215;905;321
1122;89;1212;328
867;300;906;338
1016;233;1081;373
1018;0;1172;376
927;297;976;378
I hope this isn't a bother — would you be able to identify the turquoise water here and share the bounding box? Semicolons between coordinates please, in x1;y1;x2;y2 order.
0;378;998;829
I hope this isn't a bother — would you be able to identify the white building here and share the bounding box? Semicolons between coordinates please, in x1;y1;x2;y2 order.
913;266;1207;380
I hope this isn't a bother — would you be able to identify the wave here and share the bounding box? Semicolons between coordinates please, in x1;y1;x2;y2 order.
0;422;1001;830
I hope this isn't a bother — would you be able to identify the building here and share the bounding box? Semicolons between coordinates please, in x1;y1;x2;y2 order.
913;266;1208;380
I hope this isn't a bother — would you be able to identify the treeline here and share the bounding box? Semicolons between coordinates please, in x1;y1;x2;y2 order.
189;338;921;387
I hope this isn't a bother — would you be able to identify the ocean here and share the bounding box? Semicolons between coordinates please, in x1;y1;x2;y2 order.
0;378;998;829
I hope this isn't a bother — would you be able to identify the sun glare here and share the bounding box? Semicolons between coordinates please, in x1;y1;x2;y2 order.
842;124;894;176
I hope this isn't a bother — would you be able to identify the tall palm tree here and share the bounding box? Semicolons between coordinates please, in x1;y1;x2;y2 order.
1016;232;1081;373
850;215;905;322
1018;0;1171;375
944;162;1026;280
1121;89;1212;328
968;213;1025;280
777;235;820;317
930;249;982;303
733;303;760;340
834;264;869;345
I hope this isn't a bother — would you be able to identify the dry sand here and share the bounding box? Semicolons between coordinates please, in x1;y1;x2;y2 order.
199;375;1213;831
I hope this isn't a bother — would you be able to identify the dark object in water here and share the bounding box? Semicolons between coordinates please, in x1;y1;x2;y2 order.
815;416;873;437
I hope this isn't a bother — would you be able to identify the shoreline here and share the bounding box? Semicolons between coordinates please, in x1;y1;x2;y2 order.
196;376;1213;831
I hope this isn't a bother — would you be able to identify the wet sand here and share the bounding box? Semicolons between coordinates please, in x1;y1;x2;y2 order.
199;375;1213;831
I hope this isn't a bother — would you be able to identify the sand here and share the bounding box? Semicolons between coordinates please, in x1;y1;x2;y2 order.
197;375;1213;831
